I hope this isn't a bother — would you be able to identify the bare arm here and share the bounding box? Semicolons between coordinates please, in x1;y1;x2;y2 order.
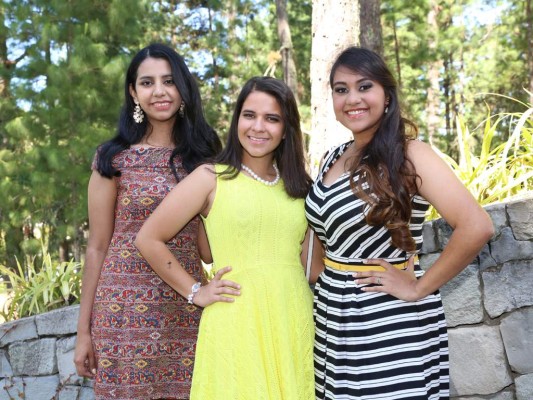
409;140;494;297
134;165;240;307
298;149;329;284
300;227;325;285
358;140;494;300
74;171;116;377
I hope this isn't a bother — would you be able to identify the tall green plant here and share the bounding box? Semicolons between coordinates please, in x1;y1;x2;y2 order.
0;243;82;321
428;105;533;219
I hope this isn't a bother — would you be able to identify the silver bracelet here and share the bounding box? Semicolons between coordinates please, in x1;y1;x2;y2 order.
187;282;201;304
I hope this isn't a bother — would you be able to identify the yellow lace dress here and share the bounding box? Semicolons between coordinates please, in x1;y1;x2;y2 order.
190;164;315;400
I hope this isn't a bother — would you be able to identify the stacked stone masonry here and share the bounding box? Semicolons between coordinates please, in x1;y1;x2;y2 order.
0;198;531;399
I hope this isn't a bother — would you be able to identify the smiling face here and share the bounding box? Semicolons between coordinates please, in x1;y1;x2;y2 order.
331;65;388;144
129;57;182;125
238;90;285;165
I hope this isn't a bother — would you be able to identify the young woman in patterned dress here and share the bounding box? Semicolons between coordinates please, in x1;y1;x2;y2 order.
135;77;316;399
73;43;223;399
305;46;494;399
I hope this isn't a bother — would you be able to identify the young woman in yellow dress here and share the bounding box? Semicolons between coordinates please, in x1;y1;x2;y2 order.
135;76;316;399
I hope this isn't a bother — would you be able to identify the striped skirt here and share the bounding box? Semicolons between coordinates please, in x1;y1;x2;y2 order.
313;266;449;400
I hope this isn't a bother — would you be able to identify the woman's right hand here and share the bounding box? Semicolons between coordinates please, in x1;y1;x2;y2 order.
193;266;241;308
74;331;97;378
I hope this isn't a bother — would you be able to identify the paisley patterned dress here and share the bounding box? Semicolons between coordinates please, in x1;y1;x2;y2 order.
90;146;205;399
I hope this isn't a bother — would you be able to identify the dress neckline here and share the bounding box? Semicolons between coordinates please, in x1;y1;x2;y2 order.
318;141;353;189
130;145;174;151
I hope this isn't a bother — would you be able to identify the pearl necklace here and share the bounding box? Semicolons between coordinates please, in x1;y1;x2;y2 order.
241;163;280;186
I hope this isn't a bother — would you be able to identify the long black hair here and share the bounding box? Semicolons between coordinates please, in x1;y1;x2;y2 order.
330;46;419;252
216;76;311;199
95;43;221;180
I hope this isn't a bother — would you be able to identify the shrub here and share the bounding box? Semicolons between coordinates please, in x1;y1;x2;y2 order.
428;105;533;219
0;242;82;321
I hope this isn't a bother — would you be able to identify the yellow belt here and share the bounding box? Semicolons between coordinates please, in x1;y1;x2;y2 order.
324;255;418;272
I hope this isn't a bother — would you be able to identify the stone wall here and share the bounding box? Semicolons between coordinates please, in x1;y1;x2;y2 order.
420;198;533;400
0;306;92;400
0;198;531;399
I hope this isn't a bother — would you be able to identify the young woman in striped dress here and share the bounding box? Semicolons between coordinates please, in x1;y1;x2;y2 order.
305;46;494;399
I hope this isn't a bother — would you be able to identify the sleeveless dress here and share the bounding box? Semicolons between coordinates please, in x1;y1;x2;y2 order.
190;164;315;400
305;142;449;400
90;147;205;400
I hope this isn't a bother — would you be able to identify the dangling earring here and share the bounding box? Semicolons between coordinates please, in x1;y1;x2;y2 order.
133;100;144;123
178;101;185;118
384;106;389;114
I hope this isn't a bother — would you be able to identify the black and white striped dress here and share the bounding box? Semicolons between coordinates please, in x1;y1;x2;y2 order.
305;142;449;400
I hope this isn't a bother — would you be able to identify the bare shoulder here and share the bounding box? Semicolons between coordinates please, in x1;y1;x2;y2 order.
197;163;216;174
185;163;217;196
88;170;117;196
404;139;461;195
186;163;217;183
405;139;450;173
405;139;436;160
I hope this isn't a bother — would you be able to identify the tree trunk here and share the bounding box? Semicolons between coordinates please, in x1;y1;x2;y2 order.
275;0;300;104
526;0;533;104
224;2;238;91
425;0;441;145
309;0;360;177
0;5;9;100
207;4;219;93
359;0;383;55
391;13;402;87
443;57;451;140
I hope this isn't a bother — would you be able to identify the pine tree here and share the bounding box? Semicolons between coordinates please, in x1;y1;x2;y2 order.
0;0;145;267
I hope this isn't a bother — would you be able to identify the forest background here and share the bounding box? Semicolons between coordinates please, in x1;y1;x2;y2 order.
0;0;532;318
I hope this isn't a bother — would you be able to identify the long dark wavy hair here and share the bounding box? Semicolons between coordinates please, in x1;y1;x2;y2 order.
95;43;221;180
330;46;419;252
216;76;312;199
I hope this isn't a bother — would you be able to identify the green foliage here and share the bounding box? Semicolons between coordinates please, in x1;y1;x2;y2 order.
0;242;82;321
458;0;528;146
285;0;312;105
382;0;531;158
0;0;144;268
1;0;314;318
427;102;533;219
381;0;431;132
0;0;314;270
2;0;531;305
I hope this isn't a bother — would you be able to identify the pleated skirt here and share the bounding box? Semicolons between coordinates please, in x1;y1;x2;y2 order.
313;266;450;400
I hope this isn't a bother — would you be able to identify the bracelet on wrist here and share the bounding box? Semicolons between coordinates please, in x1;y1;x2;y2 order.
187;282;201;304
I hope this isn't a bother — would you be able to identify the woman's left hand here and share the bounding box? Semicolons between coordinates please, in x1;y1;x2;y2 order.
353;256;422;302
193;266;241;308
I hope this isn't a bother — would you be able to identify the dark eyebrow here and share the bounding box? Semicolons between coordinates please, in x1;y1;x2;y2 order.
332;77;370;86
138;74;173;80
241;109;281;119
